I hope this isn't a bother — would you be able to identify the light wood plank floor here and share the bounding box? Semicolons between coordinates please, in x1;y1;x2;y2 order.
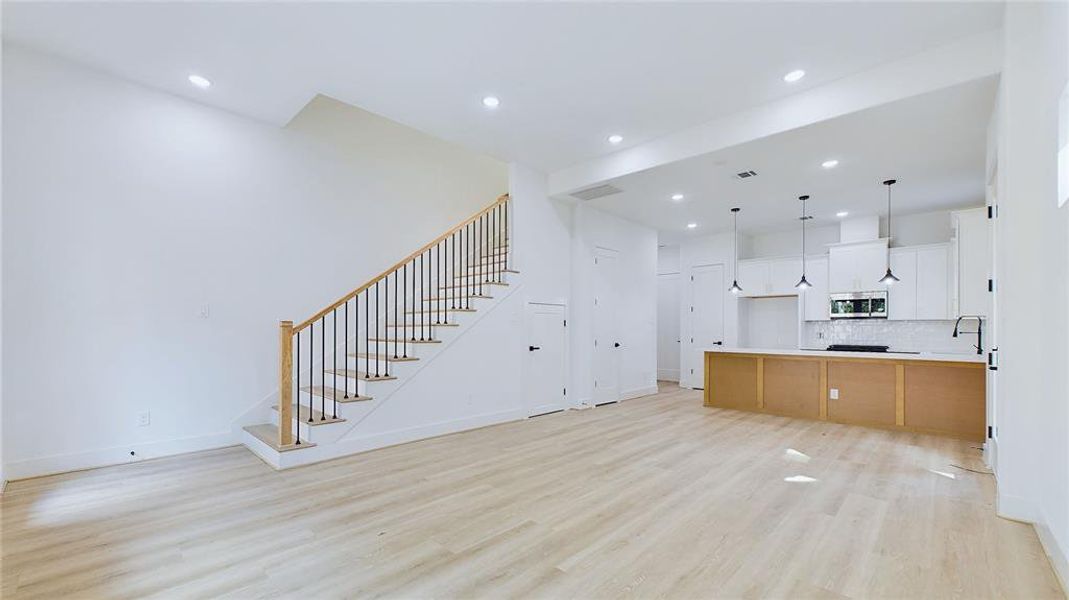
2;384;1063;599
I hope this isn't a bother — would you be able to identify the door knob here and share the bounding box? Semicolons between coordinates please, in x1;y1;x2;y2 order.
614;342;621;348
529;346;541;351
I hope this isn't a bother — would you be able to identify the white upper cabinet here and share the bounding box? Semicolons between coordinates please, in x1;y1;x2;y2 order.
769;257;802;295
916;245;951;319
829;240;888;292
736;257;802;297
886;243;951;321
888;249;918;320
802;256;830;321
952;208;990;317
736;260;769;297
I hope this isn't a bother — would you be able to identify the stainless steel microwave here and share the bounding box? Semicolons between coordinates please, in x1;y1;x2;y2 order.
829;291;888;319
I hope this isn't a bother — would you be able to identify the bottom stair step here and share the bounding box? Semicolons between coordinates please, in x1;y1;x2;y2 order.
243;424;316;452
272;404;346;425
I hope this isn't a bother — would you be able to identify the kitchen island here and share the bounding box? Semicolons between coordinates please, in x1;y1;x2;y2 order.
703;347;986;441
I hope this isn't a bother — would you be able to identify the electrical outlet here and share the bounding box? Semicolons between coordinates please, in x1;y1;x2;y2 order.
138;411;151;427
829;388;839;400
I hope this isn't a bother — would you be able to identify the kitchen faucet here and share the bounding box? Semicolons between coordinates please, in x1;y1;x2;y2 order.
952;316;984;355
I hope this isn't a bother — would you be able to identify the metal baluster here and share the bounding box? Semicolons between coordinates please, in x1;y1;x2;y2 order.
393;271;399;359
410;259;417;342
330;310;335;421
295;331;301;445
320;316;325;421
436;243;442;324
375;281;380;377
468;222;474;308
309;321;315;425
504;199;509;272
364;289;369;379
418;253;425;341
344;301;349;398
403;263;408;357
482;213;487;286
443;239;449;324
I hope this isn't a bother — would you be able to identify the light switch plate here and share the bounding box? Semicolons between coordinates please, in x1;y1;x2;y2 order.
829;388;839;400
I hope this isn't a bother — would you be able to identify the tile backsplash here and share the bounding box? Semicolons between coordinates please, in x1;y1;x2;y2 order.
802;319;984;355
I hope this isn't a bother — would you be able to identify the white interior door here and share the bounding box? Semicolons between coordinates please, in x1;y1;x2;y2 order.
687;264;724;389
524;303;567;416
657;273;681;382
593;249;621;404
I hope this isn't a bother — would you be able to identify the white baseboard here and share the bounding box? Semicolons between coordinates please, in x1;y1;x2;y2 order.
997;490;1036;523
277;407;528;469
1035;520;1069;595
621;385;659;401
3;431;237;481
657;369;680;382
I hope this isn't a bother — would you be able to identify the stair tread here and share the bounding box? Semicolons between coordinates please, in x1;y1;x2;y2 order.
368;337;442;344
404;308;475;314
300;385;372;403
271;404;346;425
243;424;316;452
440;282;509;290
385;322;459;328
325;368;397;381
422;295;493;301
349;352;420;362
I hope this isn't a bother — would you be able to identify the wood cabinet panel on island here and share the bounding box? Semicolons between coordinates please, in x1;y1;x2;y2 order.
704;349;986;441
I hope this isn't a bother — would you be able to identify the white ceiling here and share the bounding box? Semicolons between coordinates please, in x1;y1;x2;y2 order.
3;2;1003;172
584;77;998;244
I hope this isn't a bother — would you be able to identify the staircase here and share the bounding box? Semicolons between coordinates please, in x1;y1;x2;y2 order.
242;194;515;461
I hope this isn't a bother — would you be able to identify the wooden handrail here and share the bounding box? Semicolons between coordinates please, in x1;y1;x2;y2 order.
292;194;509;332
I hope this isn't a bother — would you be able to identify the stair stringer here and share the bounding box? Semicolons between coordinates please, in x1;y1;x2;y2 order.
274;277;527;469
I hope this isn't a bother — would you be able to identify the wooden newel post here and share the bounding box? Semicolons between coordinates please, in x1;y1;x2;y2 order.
279;321;294;447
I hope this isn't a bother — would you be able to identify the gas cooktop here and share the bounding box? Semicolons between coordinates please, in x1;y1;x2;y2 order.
826;344;890;353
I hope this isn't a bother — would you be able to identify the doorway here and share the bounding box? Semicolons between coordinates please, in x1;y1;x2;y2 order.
657;272;681;381
593;248;621;405
685;263;725;389
524;302;568;416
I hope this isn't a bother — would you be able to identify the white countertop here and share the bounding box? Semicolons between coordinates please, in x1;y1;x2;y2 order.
704;346;985;364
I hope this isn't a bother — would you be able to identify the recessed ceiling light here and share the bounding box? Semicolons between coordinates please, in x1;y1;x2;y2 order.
188;74;211;89
836;211;849;218
783;69;806;83
671;193;684;201
481;96;500;109
822;159;839;169
686;222;698;229
608;134;623;144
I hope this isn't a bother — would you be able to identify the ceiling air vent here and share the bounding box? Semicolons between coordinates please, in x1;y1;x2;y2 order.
735;170;758;180
571;184;623;201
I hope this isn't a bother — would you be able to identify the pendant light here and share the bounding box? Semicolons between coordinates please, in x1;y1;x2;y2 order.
729;207;743;294
879;179;901;285
795;195;813;290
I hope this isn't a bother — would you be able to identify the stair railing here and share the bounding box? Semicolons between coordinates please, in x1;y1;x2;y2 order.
276;194;511;447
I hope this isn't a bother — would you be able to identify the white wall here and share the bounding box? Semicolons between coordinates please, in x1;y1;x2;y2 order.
657;245;680;275
740;297;798;349
990;1;1069;586
570;205;658;403
1;47;507;479
745;224;839;259
678;232;739;387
